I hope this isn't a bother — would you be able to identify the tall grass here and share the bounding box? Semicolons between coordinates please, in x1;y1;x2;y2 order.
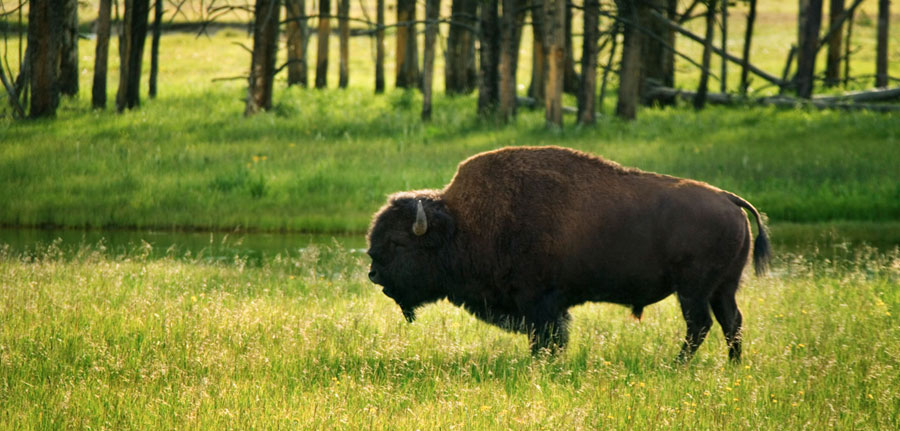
1;243;897;430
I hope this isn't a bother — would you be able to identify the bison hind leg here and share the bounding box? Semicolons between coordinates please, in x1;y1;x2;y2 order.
710;280;743;362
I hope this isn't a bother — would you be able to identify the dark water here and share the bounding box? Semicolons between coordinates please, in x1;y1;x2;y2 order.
1;222;898;265
0;228;367;265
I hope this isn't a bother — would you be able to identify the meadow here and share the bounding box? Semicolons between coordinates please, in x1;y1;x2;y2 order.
1;242;898;430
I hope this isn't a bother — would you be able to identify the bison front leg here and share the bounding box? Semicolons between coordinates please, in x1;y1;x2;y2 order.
676;293;713;363
528;312;571;355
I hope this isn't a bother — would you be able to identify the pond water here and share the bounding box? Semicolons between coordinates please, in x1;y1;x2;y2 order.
0;228;368;265
1;222;898;265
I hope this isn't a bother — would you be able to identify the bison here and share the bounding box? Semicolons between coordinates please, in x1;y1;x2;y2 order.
366;146;770;361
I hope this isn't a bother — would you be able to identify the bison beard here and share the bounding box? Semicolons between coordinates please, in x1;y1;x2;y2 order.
367;146;770;361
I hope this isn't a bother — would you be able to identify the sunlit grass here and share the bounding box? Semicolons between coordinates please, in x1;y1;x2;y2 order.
0;243;897;430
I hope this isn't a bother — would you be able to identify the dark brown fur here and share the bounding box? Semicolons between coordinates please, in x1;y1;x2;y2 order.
367;146;770;361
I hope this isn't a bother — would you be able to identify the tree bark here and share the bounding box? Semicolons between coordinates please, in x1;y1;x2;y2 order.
615;0;641;120
740;0;757;94
693;0;716;110
396;0;420;89
528;0;546;101
795;0;823;99
720;0;728;93
875;0;890;87
598;23;619;114
59;0;79;97
338;0;350;88
479;0;500;115
498;0;520;121
577;0;599;124
446;0;478;94
149;0;163;98
563;1;578;94
28;0;61;117
824;0;844;87
315;0;331;89
92;0;113;109
117;0;151;112
375;0;385;92
422;0;441;119
544;0;565;126
285;0;309;87
843;7;854;86
641;0;673;105
245;0;281;116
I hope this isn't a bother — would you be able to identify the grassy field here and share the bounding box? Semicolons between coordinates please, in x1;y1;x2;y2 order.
1;243;898;430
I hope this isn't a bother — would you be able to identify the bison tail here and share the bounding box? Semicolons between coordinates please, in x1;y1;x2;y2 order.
727;193;772;276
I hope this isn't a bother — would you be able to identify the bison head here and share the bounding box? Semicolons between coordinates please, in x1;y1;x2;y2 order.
366;192;455;322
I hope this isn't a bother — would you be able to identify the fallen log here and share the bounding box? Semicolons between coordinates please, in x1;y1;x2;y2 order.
646;86;900;113
813;86;900;103
649;10;785;88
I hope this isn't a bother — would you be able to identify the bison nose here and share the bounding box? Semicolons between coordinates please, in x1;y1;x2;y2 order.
368;269;379;283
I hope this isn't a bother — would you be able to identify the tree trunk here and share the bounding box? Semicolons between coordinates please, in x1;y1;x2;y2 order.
843;7;854;86
315;0;331;89
563;1;578;94
498;0;520;121
529;0;546;101
375;0;385;92
615;0;641;120
59;0;79;97
92;0;113;109
544;0;565;126
285;0;309;87
598;23;619;114
740;0;757;94
396;0;420;89
479;0;500;115
338;0;350;88
720;0;728;93
824;0;844;87
149;0;163;98
245;0;281;116
422;0;441;119
795;0;823;99
875;0;889;87
641;0;673;105
577;0;599;124
117;0;151;112
28;0;61;117
693;0;716;110
446;0;478;94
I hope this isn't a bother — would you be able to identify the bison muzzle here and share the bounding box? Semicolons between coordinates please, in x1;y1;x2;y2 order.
367;146;770;362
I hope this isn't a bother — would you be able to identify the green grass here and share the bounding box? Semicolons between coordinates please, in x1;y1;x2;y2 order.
1;244;898;430
2;86;898;230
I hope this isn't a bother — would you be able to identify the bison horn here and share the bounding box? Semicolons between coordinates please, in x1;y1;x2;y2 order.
412;200;428;236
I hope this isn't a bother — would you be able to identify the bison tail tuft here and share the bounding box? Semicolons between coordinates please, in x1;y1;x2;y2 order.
752;224;772;276
727;193;772;277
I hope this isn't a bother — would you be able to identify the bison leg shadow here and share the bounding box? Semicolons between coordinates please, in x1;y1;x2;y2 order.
675;293;713;364
528;312;571;355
